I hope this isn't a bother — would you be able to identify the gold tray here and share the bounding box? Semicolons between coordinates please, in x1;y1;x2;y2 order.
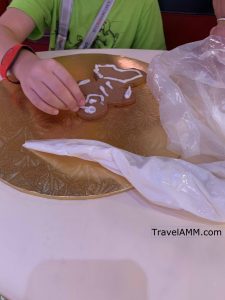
0;54;178;199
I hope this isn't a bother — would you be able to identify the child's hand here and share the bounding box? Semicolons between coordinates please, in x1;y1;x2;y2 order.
12;50;85;115
210;23;225;38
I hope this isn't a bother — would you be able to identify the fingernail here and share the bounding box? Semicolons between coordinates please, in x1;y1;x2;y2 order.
79;98;86;106
53;109;59;115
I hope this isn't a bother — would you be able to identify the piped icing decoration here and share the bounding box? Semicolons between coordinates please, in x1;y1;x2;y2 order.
78;79;91;86
124;86;132;99
86;94;105;104
88;98;98;104
80;94;105;114
81;106;96;114
99;85;109;97
94;64;143;83
106;81;113;89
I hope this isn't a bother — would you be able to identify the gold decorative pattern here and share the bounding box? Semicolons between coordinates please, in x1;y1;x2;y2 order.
0;54;178;199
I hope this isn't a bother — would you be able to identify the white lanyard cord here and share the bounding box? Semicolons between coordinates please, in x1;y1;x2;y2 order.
56;0;74;50
56;0;115;50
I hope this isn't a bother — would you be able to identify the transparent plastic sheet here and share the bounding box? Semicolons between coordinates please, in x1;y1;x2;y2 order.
148;35;225;161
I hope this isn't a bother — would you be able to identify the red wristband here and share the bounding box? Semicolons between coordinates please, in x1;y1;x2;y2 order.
0;44;34;83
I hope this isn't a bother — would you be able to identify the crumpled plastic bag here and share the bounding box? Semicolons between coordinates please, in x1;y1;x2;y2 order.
148;35;225;161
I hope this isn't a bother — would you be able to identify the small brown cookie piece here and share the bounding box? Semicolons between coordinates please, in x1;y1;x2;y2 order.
93;64;146;88
77;80;108;120
99;80;136;107
78;79;99;96
76;64;146;120
77;94;108;120
79;79;135;109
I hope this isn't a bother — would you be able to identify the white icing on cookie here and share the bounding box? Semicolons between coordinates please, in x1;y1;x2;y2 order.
106;81;113;89
81;106;96;114
94;64;143;84
86;94;105;104
78;79;91;86
88;98;97;104
80;94;105;114
99;85;109;97
124;86;132;99
94;66;103;78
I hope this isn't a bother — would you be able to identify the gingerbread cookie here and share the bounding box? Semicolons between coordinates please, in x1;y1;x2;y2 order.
77;64;146;120
93;64;146;87
100;81;136;107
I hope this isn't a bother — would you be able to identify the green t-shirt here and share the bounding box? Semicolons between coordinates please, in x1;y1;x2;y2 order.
9;0;166;50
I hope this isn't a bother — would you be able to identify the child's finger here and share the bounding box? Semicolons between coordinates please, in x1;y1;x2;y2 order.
42;73;79;111
210;24;225;37
22;85;59;115
53;62;86;106
32;81;68;110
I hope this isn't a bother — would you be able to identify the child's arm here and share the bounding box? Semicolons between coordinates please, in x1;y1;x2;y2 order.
0;8;85;115
213;0;225;19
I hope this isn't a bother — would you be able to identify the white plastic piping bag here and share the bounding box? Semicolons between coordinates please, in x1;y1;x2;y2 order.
23;139;225;222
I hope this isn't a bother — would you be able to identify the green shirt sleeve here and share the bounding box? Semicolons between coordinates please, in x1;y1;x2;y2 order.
8;0;53;40
132;0;166;50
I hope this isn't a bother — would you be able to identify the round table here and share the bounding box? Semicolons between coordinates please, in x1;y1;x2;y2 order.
0;49;224;300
